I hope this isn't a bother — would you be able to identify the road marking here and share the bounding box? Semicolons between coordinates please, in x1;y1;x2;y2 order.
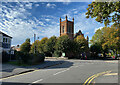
104;73;118;76
28;79;43;85
83;71;111;85
53;68;70;75
74;66;79;68
105;61;118;63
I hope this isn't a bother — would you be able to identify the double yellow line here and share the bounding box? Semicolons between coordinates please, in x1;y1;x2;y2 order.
83;71;111;85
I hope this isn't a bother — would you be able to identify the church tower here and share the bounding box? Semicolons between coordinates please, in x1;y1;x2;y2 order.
60;15;74;39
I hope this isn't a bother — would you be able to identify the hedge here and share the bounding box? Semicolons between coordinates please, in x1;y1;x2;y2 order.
15;51;45;65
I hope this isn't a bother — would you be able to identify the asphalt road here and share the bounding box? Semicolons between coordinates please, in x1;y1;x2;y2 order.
0;60;118;85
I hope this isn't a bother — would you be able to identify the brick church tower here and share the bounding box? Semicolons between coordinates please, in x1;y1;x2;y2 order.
60;15;74;39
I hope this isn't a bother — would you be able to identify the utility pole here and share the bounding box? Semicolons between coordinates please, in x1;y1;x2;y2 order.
34;34;36;54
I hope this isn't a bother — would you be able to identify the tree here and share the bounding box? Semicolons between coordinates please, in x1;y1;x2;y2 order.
90;29;104;45
90;43;103;59
74;35;89;54
30;37;48;54
55;35;72;56
38;37;48;54
86;1;120;26
44;36;57;56
90;43;102;54
90;25;119;57
20;38;31;53
30;40;40;53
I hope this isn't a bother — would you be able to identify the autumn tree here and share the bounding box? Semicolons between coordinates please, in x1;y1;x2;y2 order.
74;35;89;54
44;36;57;56
86;1;120;26
30;40;40;53
20;38;31;53
30;37;48;54
90;25;119;57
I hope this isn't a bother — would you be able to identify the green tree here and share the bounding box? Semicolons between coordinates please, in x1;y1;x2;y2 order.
86;1;120;26
55;35;72;56
90;29;104;45
90;43;102;54
38;37;48;53
90;25;119;57
44;36;57;56
20;38;31;53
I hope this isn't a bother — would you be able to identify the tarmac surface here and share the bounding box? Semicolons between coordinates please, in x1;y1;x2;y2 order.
0;60;119;85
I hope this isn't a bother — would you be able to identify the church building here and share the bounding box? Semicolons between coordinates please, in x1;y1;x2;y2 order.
60;15;89;41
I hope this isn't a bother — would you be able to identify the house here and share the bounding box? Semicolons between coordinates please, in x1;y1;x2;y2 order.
11;45;20;51
0;31;12;54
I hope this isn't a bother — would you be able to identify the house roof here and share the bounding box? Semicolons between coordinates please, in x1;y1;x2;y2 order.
0;31;12;38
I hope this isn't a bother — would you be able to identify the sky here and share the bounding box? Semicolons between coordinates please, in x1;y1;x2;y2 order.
0;1;105;45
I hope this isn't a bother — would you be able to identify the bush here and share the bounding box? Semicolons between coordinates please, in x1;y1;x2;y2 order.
2;51;10;63
15;51;25;65
15;51;45;65
29;53;45;64
53;50;61;57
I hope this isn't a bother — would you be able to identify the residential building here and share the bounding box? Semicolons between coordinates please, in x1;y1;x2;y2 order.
0;31;12;54
11;45;20;51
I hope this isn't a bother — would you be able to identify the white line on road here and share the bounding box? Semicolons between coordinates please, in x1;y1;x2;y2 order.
53;68;70;75
74;66;79;68
29;79;43;85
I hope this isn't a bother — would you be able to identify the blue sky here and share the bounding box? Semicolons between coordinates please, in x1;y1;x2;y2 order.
0;2;105;45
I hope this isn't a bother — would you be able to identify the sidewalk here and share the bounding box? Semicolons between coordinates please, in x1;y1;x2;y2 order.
1;59;65;79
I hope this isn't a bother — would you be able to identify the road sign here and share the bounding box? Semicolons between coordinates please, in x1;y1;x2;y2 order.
62;53;65;57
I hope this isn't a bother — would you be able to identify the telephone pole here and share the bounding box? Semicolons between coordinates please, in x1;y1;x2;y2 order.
34;34;36;54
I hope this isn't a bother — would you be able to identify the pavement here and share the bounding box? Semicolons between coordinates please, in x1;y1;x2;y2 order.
0;59;119;85
1;59;65;79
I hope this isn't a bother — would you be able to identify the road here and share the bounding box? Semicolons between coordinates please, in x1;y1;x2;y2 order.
0;60;118;85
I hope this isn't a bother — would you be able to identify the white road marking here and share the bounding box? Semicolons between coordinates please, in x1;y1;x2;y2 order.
29;79;43;85
74;66;79;67
103;73;118;76
53;68;70;75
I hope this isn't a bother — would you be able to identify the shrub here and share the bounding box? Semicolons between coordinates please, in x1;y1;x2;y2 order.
2;51;10;63
15;51;45;65
15;51;24;64
29;53;45;64
53;50;61;57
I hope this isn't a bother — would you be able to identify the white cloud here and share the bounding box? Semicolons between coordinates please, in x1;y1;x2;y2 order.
25;3;32;9
45;19;51;22
60;5;104;39
46;3;56;8
94;27;103;33
63;2;71;5
0;2;60;45
74;11;78;14
35;4;40;7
